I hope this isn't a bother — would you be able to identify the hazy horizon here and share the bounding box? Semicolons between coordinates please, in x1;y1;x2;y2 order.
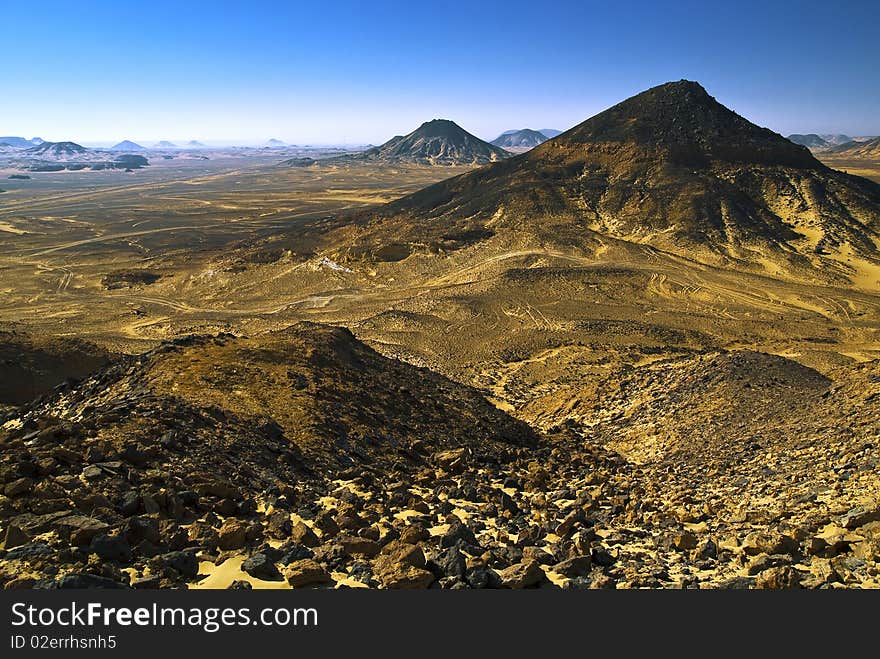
11;120;880;152
2;0;878;143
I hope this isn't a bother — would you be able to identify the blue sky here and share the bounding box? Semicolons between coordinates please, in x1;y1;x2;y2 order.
1;0;877;144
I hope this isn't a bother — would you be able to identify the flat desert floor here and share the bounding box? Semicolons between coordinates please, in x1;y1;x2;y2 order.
0;157;472;350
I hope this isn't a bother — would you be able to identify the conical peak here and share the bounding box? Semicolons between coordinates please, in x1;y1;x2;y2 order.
647;79;711;98
413;119;464;138
550;80;818;169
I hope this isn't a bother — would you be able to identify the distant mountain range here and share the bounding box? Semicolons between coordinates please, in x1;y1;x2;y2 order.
786;133;875;150
0;141;150;171
787;134;833;148
154;140;177;148
265;139;286;147
490;129;550;149
828;136;880;158
0;136;43;148
821;134;858;146
186;140;206;147
538;129;562;138
282;120;510;167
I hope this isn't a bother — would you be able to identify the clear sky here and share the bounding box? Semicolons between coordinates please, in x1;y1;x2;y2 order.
1;0;877;145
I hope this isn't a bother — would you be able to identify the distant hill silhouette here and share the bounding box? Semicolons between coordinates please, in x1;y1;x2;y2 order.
820;134;855;146
787;134;828;148
109;140;146;151
490;129;548;148
0;136;43;148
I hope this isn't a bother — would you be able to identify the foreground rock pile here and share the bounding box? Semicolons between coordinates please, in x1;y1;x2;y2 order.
0;329;878;589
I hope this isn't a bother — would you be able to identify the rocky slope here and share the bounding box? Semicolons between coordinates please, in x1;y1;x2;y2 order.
0;331;114;408
1;327;876;589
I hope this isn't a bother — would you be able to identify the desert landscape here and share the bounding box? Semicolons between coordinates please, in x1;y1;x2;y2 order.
1;80;879;590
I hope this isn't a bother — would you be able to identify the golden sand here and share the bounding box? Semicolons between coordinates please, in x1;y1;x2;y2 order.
189;556;290;590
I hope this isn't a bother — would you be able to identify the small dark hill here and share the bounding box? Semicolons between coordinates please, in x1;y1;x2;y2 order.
109;141;145;151
10;323;537;477
25;142;89;158
357;119;511;165
490;129;548;149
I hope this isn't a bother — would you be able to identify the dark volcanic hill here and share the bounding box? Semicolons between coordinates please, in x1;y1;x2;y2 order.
331;81;880;279
358;119;511;165
490;129;548;149
0;322;545;588
25;141;89;158
7;323;536;478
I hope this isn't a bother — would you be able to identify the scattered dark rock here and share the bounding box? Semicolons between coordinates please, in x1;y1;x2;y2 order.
155;551;199;578
498;560;545;589
90;534;132;562
290;522;320;548
37;573;129;589
283;559;332;587
241;552;282;580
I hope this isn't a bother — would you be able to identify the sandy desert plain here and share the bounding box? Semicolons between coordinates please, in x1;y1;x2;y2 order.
2;147;879;380
0;155;473;351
